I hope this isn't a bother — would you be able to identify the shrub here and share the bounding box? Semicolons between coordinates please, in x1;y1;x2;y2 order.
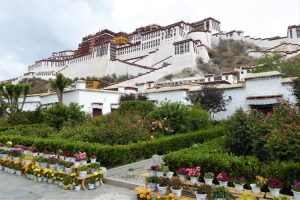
119;100;155;116
0;126;224;168
0;124;55;138
148;103;210;135
7;108;44;125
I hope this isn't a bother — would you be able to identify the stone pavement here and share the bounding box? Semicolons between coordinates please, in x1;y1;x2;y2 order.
0;171;137;200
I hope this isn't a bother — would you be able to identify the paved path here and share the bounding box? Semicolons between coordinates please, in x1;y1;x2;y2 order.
0;171;136;200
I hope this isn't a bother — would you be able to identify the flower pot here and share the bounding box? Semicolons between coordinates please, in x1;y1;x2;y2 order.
48;179;54;184
75;185;81;191
10;169;15;174
2;154;8;158
292;190;300;200
195;192;207;200
0;165;3;171
270;188;280;198
39;162;48;169
179;175;186;182
65;167;72;175
156;171;164;177
70;185;74;190
13;157;20;161
147;170;155;177
15;170;22;176
147;183;157;192
171;187;183;198
37;177;43;182
204;178;213;186
90;158;96;163
65;157;71;162
79;170;87;177
70;157;76;163
74;162;80;168
157;184;168;195
59;156;65;160
43;177;48;182
219;181;228;188
56;165;64;172
166;171;174;179
234;183;244;193
190;177;199;185
88;183;95;190
49;164;56;170
80;160;87;166
54;180;59;185
95;181;100;187
58;181;64;188
250;184;260;194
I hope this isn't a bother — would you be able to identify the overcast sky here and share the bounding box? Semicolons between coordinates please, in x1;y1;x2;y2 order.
0;0;299;81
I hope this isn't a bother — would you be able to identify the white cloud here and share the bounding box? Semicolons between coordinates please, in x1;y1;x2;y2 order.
0;0;299;80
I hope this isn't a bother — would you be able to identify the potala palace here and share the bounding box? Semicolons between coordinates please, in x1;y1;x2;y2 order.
7;17;300;119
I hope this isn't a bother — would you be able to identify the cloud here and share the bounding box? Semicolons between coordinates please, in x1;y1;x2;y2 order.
0;0;299;80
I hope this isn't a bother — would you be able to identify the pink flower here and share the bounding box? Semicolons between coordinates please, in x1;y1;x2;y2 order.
217;172;230;182
186;166;201;177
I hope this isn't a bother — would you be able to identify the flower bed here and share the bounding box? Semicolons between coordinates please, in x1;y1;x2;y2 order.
0;126;225;168
0;146;103;191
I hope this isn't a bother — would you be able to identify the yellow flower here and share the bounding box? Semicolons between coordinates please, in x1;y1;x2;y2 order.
139;194;145;198
146;195;151;200
156;195;160;200
146;188;151;193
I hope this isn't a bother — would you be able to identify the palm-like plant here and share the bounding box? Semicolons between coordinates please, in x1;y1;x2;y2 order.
51;73;69;104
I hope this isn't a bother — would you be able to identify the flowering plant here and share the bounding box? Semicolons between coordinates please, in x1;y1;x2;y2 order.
267;178;283;189
10;149;23;157
93;170;104;181
150;165;159;171
217;172;230;182
186;166;201;177
62;150;74;157
204;172;214;179
177;167;188;175
6;141;12;147
292;181;300;192
75;152;87;161
91;155;97;159
0;143;4;147
233;176;245;184
255;176;267;187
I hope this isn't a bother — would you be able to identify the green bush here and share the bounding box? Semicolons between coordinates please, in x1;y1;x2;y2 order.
119;100;155;116
0;126;224;168
0;124;55;138
148;102;210;135
7;108;44;125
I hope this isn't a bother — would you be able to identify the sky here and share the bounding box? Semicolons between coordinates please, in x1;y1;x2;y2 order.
0;0;299;81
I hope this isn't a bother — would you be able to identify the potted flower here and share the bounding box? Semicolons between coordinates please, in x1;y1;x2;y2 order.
94;170;103;187
77;166;89;177
90;155;97;163
233;176;245;193
73;178;81;191
63;150;74;162
90;163;100;173
291;181;300;200
156;165;167;177
88;177;96;190
63;176;71;190
267;178;283;198
157;176;170;195
148;165;158;176
57;160;65;172
10;149;22;161
76;152;87;165
35;156;48;169
13;163;22;176
250;176;266;194
64;162;74;174
211;186;229;200
48;157;57;170
170;178;183;198
195;184;210;200
186;166;201;185
177;167;188;182
56;172;65;187
33;166;43;182
46;170;55;184
217;172;229;188
146;176;158;192
204;172;214;186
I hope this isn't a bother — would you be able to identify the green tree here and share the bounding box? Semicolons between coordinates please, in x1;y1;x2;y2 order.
0;83;30;114
51;73;70;104
252;53;284;73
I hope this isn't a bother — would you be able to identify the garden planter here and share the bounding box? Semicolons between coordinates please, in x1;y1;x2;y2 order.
75;185;81;191
37;177;43;182
54;180;59;185
2;154;8;158
0;165;3;170
219;181;228;188
65;157;71;162
56;165;64;172
65;167;72;174
90;158;96;163
70;185;74;190
179;175;186;182
10;169;15;174
70;157;76;163
15;171;22;176
22;160;31;165
43;177;48;182
270;188;280;198
79;170;87;177
171;187;183;198
49;164;56;170
234;183;244;193
74;162;80;168
157;184;168;195
58;181;64;188
147;170;155;177
190;177;199;185
48;179;54;184
166;171;174;179
32;153;38;156
80;160;87;166
156;171;164;177
292;190;300;200
91;168;100;174
147;183;156;192
195;192;207;200
204;178;213;186
13;157;20;161
59;156;65;160
39;162;48;169
95;181;100;187
250;184;260;194
88;183;95;190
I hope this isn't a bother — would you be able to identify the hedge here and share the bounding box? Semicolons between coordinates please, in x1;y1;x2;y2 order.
164;137;300;188
0;126;224;168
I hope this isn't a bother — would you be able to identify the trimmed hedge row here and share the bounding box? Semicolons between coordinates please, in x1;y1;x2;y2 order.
0;126;224;168
164;137;300;187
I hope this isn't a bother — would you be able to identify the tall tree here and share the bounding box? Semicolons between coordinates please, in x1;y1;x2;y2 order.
0;83;30;114
187;85;230;119
51;73;69;104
